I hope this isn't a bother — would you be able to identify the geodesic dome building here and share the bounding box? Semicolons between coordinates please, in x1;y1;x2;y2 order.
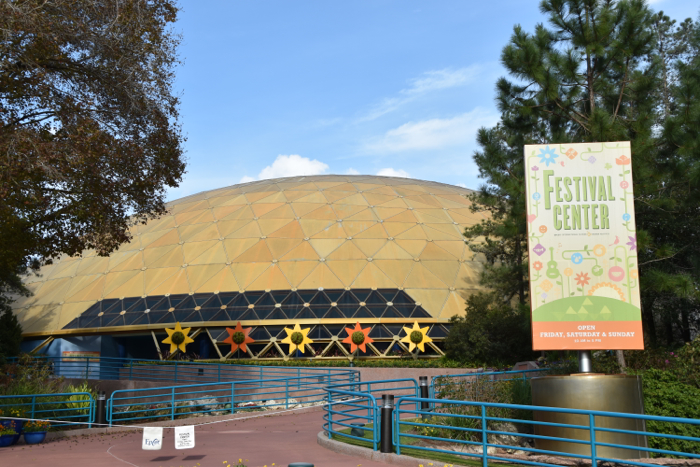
14;175;485;361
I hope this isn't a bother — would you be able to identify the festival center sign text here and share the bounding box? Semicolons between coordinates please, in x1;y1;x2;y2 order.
524;142;643;350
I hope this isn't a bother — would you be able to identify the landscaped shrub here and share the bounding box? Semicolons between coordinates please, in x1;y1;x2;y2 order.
640;369;700;457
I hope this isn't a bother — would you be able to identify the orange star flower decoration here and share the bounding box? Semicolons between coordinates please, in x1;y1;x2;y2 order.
342;322;374;353
222;322;255;353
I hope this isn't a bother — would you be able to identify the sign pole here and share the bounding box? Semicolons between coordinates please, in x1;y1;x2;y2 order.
578;350;592;373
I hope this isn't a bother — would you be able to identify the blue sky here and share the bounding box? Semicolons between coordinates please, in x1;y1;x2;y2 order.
167;0;699;201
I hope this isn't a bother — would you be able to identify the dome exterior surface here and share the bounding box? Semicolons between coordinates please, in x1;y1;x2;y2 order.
15;175;485;337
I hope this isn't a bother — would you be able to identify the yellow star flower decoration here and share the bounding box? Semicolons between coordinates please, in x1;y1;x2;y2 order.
400;321;433;352
162;322;195;353
280;323;314;354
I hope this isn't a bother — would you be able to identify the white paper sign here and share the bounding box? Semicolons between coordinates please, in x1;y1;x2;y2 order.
174;425;195;449
142;427;163;450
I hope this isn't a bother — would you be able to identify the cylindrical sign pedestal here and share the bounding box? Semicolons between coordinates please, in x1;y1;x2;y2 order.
531;374;648;459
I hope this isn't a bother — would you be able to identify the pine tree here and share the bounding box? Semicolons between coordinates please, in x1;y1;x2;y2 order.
460;0;699;358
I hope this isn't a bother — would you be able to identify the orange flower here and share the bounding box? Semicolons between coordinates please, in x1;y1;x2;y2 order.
539;225;547;234
540;280;553;292
615;155;631;165
533;261;543;271
630;269;638;279
565;148;578;160
342;322;374;353
564;268;573;277
575;272;590;286
222;322;255;353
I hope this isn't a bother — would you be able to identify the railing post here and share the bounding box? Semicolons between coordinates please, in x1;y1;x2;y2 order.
174;362;178;382
589;413;598;467
171;387;175;420
218;365;221;383
285;379;289;409
31;395;36;422
481;405;488;467
297;368;301;390
231;383;235;414
85;357;89;379
326;390;332;440
259;367;263;387
129;360;133;381
394;398;400;455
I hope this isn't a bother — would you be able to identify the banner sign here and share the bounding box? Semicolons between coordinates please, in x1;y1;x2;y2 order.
142;427;163;450
524;142;644;350
174;425;195;449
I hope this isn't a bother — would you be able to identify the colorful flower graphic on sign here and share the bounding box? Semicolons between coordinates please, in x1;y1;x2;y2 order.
593;245;606;257
533;244;546;256
626;236;637;251
575;272;591;287
571;253;583;264
538;146;559;167
616;155;631;165
565;148;578;160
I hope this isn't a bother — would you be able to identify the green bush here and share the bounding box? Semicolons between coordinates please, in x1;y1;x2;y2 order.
0;305;22;363
444;293;535;366
641;369;700;457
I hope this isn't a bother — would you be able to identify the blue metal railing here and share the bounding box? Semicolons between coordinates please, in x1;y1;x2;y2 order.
108;370;358;426
324;387;380;450
323;378;420;451
393;396;700;467
0;393;95;428
9;356;357;384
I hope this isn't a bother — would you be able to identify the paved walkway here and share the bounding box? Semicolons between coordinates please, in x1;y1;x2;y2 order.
0;409;390;467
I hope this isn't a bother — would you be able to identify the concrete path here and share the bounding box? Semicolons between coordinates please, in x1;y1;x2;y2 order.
0;409;391;467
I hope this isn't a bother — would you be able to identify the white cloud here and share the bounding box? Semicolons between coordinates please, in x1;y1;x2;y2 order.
377;168;410;178
239;175;256;183
345;168;360;175
361;65;484;121
254;154;329;180
365;108;499;154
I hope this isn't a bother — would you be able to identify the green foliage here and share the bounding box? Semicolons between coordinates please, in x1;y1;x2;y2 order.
171;331;185;346
0;426;17;436
290;332;304;346
231;331;246;345
410;331;423;344
0;354;63;397
0;305;22;363
66;382;98;416
0;0;185;317
351;331;365;345
640;369;700;456
445;292;535;366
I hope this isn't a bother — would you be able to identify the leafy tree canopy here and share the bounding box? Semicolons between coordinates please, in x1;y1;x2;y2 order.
0;0;186;301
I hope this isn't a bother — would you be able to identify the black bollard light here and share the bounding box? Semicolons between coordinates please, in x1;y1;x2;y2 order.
419;376;431;419
288;463;314;467
380;394;394;453
95;391;106;425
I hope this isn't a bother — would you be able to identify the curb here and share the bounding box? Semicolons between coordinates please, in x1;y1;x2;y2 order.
316;431;455;467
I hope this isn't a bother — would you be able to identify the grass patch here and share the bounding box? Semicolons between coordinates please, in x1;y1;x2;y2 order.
333;420;502;467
